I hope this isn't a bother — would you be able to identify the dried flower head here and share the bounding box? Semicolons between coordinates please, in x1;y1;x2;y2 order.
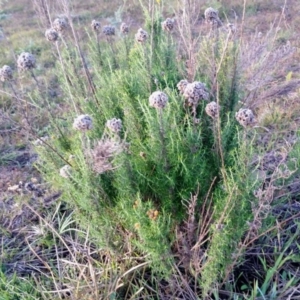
53;17;68;33
60;165;72;178
177;79;189;94
147;209;159;220
17;52;36;71
88;138;122;174
45;28;59;42
0;65;13;82
205;101;220;118
120;22;129;34
204;7;218;22
91;20;101;32
103;25;115;36
73;114;93;131
106;118;122;133
235;108;256;127
183;81;209;106
162;18;174;32
135;28;148;43
149;91;168;109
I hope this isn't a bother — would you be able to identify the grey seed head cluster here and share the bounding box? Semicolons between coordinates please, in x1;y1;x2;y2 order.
53;17;68;33
60;165;72;178
204;7;218;22
45;28;59;42
205;101;220;118
0;65;13;82
183;81;209;106
204;7;221;27
91;20;101;32
162;18;174;32
17;52;36;71
177;79;189;94
88;138;123;174
73;114;93;131
235;108;256;127
103;25;115;36
106;118;122;133
120;22;129;34
149;91;168;109
135;28;148;43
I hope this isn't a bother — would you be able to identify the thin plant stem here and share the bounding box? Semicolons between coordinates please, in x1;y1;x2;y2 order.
95;32;102;64
55;40;79;114
158;108;169;172
30;70;40;89
107;36;118;69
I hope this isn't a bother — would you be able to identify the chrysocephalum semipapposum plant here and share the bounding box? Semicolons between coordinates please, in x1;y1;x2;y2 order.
25;1;300;298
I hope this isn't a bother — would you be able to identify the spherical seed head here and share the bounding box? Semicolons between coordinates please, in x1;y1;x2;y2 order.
106;118;122;133
73;114;93;131
235;108;256;127
162;18;174;32
177;79;189;94
205;101;220;118
149;91;168;109
0;65;13;82
17;52;36;71
103;25;115;36
204;7;218;22
183;81;209;106
53;17;68;33
120;22;129;34
135;28;148;43
45;28;59;42
60;165;72;178
91;20;101;32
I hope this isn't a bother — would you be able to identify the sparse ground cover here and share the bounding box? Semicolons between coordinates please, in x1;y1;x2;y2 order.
0;0;300;299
